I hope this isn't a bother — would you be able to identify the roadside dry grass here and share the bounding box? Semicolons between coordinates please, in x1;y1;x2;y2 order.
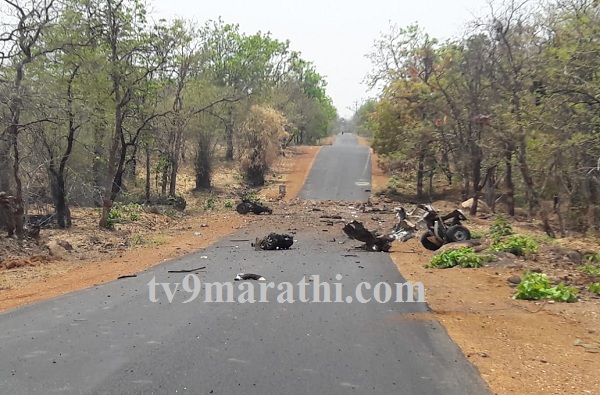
0;145;321;312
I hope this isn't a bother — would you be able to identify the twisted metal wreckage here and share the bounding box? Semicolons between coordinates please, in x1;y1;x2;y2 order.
343;204;472;252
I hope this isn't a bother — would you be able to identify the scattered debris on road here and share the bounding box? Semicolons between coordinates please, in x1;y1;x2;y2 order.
167;266;206;273
252;232;294;250
117;274;138;279
342;220;394;252
235;273;266;281
235;197;273;215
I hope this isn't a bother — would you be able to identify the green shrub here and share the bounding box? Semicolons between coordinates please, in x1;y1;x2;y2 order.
514;272;578;302
584;252;600;263
223;200;233;208
589;283;600;295
489;216;513;240
203;195;216;211
106;207;122;230
386;176;402;194
427;247;486;269
492;235;539;257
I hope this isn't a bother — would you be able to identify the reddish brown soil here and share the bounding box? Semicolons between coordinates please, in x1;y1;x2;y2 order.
0;146;321;312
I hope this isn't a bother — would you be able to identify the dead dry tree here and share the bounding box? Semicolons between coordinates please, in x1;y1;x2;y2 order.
238;105;288;186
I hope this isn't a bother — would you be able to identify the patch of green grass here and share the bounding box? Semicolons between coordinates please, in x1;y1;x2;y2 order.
513;272;578;302
589;283;600;295
427;247;488;269
130;234;148;246
223;200;233;208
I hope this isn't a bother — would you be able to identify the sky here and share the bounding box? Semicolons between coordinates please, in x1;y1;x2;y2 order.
150;0;490;118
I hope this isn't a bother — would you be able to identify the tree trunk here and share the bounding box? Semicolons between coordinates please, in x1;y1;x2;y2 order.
99;102;123;228
440;149;452;185
194;135;212;189
225;107;234;161
517;135;540;214
168;156;179;197
161;160;169;196
469;143;482;216
505;143;515;216
11;137;24;239
49;171;71;228
416;150;425;200
0;143;11;192
145;143;151;203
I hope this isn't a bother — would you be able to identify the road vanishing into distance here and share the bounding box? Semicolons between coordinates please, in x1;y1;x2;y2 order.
0;133;488;394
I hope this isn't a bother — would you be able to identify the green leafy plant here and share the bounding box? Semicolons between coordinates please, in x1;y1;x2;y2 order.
579;263;600;275
584;252;600;263
514;272;578;302
492;235;539;257
223;200;233;208
489;216;513;240
106;207;123;230
245;193;259;202
589;283;600;295
427;247;486;269
203;195;216;211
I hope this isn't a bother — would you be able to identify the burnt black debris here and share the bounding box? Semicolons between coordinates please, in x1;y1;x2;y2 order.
252;232;294;250
342;220;394;252
235;273;266;281
235;198;272;215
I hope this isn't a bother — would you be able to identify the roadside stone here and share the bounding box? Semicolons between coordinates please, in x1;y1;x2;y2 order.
56;240;73;251
461;198;491;213
507;275;521;285
486;258;515;268
490;250;518;260
45;240;69;258
551;247;583;264
438;240;482;252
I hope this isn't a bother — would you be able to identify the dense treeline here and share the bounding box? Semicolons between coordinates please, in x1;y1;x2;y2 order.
357;0;599;234
0;0;336;233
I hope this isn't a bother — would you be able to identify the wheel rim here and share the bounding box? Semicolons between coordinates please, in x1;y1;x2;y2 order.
454;230;468;241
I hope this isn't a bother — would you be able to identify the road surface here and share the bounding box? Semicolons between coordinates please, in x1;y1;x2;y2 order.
299;133;372;201
0;133;488;394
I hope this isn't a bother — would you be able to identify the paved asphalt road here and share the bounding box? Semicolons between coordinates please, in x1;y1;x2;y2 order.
298;134;372;201
0;133;488;394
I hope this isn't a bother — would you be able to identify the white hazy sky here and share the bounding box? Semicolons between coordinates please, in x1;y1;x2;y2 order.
151;0;490;118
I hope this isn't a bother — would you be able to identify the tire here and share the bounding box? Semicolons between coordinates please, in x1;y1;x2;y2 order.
420;232;443;251
446;225;471;242
236;202;250;215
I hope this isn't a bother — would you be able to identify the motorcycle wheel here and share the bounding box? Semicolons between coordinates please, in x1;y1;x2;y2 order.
446;225;471;242
420;232;443;251
236;202;250;215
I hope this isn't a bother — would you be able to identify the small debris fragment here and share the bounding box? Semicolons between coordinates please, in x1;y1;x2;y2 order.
235;273;266;281
342;220;393;252
117;274;138;279
168;266;206;273
252;233;294;250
